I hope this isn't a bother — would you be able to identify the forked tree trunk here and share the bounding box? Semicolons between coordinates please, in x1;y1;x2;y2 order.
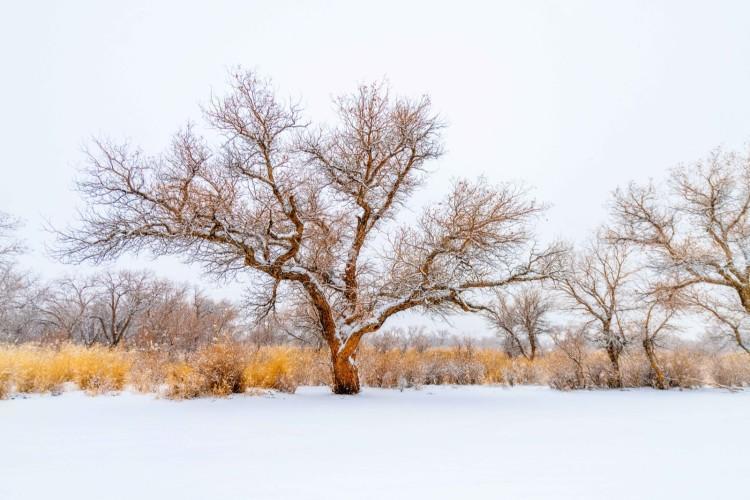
642;338;667;390
331;351;361;395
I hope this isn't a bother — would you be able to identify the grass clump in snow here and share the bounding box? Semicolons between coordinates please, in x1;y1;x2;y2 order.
242;346;302;394
0;369;9;399
0;343;132;394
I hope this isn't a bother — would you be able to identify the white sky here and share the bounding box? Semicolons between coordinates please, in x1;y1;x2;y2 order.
2;0;750;334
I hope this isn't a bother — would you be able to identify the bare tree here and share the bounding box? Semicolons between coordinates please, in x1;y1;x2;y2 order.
610;147;750;356
0;267;38;343
484;285;552;360
633;289;682;389
0;211;37;343
556;237;634;388
36;277;98;344
135;283;238;351
56;70;560;393
87;270;153;347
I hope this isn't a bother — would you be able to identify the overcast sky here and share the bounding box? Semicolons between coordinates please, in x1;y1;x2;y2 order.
2;0;749;333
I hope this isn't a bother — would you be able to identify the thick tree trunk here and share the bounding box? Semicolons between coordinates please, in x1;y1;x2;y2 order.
642;338;667;390
331;351;361;395
605;343;623;389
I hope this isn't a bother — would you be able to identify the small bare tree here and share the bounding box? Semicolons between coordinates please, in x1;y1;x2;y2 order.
0;211;37;343
56;70;560;393
610;147;750;357
633;289;682;389
556;237;634;388
37;277;98;344
88;270;153;347
0;267;38;343
484;285;552;360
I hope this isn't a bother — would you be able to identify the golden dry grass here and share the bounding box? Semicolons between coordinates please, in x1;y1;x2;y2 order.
0;343;132;395
0;342;747;398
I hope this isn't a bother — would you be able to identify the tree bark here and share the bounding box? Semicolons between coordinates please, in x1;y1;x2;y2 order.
642;338;667;390
605;342;623;389
331;351;361;395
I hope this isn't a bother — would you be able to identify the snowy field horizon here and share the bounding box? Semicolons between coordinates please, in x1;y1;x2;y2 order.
2;385;747;500
3;2;750;499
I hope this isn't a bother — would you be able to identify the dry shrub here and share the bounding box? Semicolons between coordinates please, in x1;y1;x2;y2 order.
358;346;537;388
580;351;618;388
166;342;247;399
660;349;705;389
127;349;169;393
501;358;540;386
165;362;205;399
710;352;750;387
542;350;587;390
196;343;247;395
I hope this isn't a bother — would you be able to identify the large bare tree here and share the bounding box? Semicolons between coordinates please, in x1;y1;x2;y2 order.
610;147;750;357
57;70;559;393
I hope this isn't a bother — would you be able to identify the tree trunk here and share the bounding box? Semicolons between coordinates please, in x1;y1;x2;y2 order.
605;343;623;388
331;351;361;395
642;338;667;390
574;361;586;389
529;334;537;361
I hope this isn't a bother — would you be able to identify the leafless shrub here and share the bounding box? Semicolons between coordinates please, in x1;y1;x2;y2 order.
166;342;248;399
661;349;705;389
711;352;750;387
547;326;590;389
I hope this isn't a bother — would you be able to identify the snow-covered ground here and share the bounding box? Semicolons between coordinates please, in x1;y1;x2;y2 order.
1;386;748;500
